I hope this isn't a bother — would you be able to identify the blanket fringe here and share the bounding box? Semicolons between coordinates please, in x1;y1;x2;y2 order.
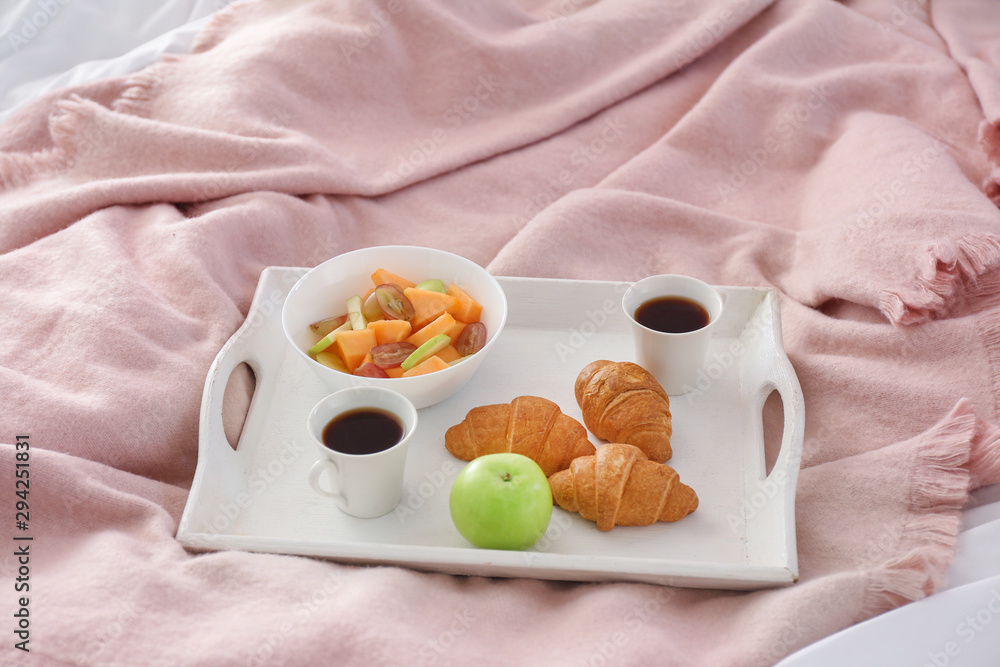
0;94;99;191
878;233;1000;325
968;413;1000;491
858;399;978;618
47;94;110;167
111;56;178;118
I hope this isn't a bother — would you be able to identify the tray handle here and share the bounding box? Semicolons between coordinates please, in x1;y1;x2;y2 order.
204;333;266;455
181;268;300;543
198;271;292;461
759;374;804;485
760;290;805;487
743;290;804;578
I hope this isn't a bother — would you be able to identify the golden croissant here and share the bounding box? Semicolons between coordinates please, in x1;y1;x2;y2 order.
445;395;595;477
575;360;673;462
548;443;698;531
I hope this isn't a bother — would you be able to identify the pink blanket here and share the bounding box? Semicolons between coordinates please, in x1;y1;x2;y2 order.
3;0;1000;664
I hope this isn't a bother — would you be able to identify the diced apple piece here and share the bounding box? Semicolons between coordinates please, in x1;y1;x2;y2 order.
371;268;416;290
314;349;349;373
405;312;456;349
368;319;412;346
404;287;459;331
416;278;446;293
401;333;451;371
347;295;366;330
446;283;482;323
401;354;450;377
308;320;351;355
332;327;378;373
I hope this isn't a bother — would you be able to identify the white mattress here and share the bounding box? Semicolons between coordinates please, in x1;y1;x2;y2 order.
3;1;998;663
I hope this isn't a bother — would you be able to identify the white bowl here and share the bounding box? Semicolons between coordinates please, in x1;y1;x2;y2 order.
282;245;508;409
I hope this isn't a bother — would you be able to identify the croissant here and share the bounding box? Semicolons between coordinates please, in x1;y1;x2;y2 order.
445;395;595;477
548;443;698;531
575;360;673;462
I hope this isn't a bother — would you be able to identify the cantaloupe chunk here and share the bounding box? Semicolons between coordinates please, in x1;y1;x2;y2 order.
405;312;456;348
404;287;459;331
384;366;406;378
332;328;377;373
446;283;482;323
371;268;416;290
445;320;467;346
367;319;412;346
434;345;462;364
401;354;450;377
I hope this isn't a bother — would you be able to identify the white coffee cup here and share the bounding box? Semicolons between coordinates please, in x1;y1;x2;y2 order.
622;275;724;395
306;386;418;518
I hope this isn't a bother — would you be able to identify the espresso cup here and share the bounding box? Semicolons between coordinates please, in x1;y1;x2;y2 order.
306;386;417;518
622;275;724;395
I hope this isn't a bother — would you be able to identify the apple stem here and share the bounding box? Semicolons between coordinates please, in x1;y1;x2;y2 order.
501;472;512;482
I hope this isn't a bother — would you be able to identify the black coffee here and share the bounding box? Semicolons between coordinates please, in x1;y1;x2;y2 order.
322;408;403;455
634;296;710;333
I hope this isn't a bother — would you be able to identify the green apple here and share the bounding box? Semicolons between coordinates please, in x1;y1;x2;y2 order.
400;333;450;371
307;320;351;355
415;278;446;293
449;453;553;550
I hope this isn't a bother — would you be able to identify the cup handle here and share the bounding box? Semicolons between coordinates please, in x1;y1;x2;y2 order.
309;459;347;505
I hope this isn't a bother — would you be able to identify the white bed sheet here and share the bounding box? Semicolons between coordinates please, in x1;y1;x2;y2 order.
2;1;998;664
0;0;228;120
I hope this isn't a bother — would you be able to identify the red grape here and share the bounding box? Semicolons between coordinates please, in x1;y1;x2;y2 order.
371;342;417;369
456;322;486;356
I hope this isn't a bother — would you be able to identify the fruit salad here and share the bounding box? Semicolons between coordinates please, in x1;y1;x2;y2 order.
306;268;487;378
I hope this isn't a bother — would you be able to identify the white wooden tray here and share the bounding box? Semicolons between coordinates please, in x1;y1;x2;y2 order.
177;268;804;590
